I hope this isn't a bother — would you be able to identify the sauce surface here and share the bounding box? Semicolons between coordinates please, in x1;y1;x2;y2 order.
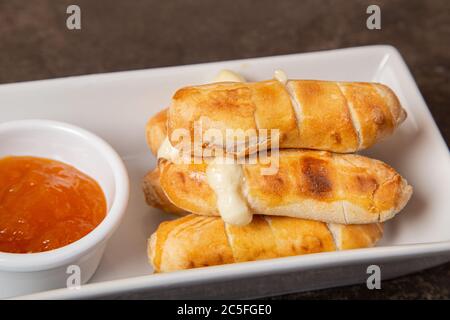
0;156;107;253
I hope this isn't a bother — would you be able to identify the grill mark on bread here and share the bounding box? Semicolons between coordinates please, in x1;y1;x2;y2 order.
301;235;324;253
300;157;333;198
157;150;412;225
337;155;380;220
261;174;286;197
150;215;384;272
331;132;342;145
179;217;226;268
227;216;278;261
171;215;210;238
339;155;398;216
175;168;208;191
156;215;198;271
208;87;254;117
166;217;228;270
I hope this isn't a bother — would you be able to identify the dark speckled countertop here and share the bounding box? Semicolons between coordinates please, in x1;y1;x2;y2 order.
0;0;449;299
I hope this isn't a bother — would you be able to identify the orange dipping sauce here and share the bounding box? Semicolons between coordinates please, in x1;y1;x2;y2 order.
0;156;107;253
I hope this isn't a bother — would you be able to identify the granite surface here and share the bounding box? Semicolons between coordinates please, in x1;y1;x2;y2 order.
0;0;448;299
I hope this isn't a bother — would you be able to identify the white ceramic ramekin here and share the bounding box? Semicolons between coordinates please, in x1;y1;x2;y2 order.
0;120;129;298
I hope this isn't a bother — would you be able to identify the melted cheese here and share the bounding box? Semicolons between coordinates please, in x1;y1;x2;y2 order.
206;160;252;226
213;69;246;83
157;137;180;162
274;69;288;84
209;70;251;225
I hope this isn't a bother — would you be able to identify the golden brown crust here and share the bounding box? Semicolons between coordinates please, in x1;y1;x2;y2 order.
149;214;383;272
337;82;395;149
287;80;359;152
373;83;407;126
167;80;406;154
168;80;305;154
225;216;279;262
148;215;197;271
146;109;168;155
142;168;188;215
156;150;412;224
333;153;413;222
158;160;218;216
327;223;383;250
250;80;301;148
151;215;235;272
168;82;258;151
265;216;336;256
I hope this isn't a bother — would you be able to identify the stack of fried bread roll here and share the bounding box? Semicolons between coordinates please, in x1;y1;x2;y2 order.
143;70;413;273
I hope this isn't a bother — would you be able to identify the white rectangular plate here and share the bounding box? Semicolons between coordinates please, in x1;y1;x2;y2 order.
2;45;450;299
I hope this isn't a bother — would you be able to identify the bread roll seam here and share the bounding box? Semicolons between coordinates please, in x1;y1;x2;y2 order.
263;216;280;255
336;83;362;150
326;223;341;250
285;81;303;135
224;223;237;263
